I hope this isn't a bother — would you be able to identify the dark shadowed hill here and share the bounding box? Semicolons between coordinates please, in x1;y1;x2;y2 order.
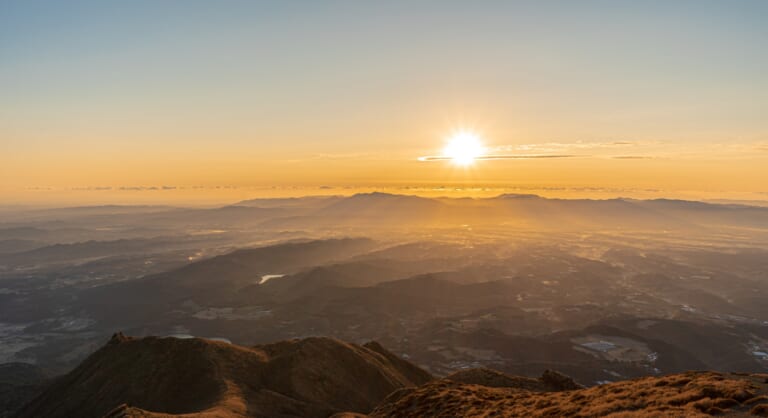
445;368;582;391
0;363;48;418
0;238;179;266
15;334;432;418
79;238;378;323
16;336;768;418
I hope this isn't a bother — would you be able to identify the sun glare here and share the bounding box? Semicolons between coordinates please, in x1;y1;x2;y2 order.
442;131;486;166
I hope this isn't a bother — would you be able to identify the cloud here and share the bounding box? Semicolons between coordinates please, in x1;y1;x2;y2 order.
491;141;650;154
418;154;581;161
308;152;378;160
462;140;672;161
388;184;666;195
69;186;114;191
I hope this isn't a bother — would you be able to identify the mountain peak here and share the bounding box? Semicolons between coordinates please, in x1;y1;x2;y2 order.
107;331;131;345
16;335;432;418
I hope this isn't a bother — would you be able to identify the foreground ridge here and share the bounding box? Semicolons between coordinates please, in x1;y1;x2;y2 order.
13;334;768;418
15;334;431;418
371;371;768;417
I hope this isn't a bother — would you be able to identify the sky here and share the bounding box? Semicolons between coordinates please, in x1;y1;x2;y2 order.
1;0;767;204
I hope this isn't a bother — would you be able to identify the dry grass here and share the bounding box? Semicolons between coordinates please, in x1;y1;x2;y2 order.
371;371;768;417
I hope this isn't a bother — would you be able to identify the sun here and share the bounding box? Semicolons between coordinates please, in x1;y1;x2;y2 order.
442;131;486;166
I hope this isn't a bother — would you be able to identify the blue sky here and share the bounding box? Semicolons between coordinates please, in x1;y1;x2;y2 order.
1;0;767;202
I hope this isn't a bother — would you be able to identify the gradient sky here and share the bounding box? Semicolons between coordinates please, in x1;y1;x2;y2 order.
2;0;767;204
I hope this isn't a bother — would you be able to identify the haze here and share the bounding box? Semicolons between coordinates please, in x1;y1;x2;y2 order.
3;2;768;418
2;0;767;205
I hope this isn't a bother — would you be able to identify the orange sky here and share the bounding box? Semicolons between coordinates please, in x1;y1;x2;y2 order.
2;1;767;205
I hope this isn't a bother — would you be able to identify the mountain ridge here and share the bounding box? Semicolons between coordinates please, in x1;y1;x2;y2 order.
13;334;768;418
15;334;432;418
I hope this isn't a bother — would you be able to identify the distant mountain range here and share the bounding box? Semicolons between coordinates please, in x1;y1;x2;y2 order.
4;193;768;236
244;192;768;230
